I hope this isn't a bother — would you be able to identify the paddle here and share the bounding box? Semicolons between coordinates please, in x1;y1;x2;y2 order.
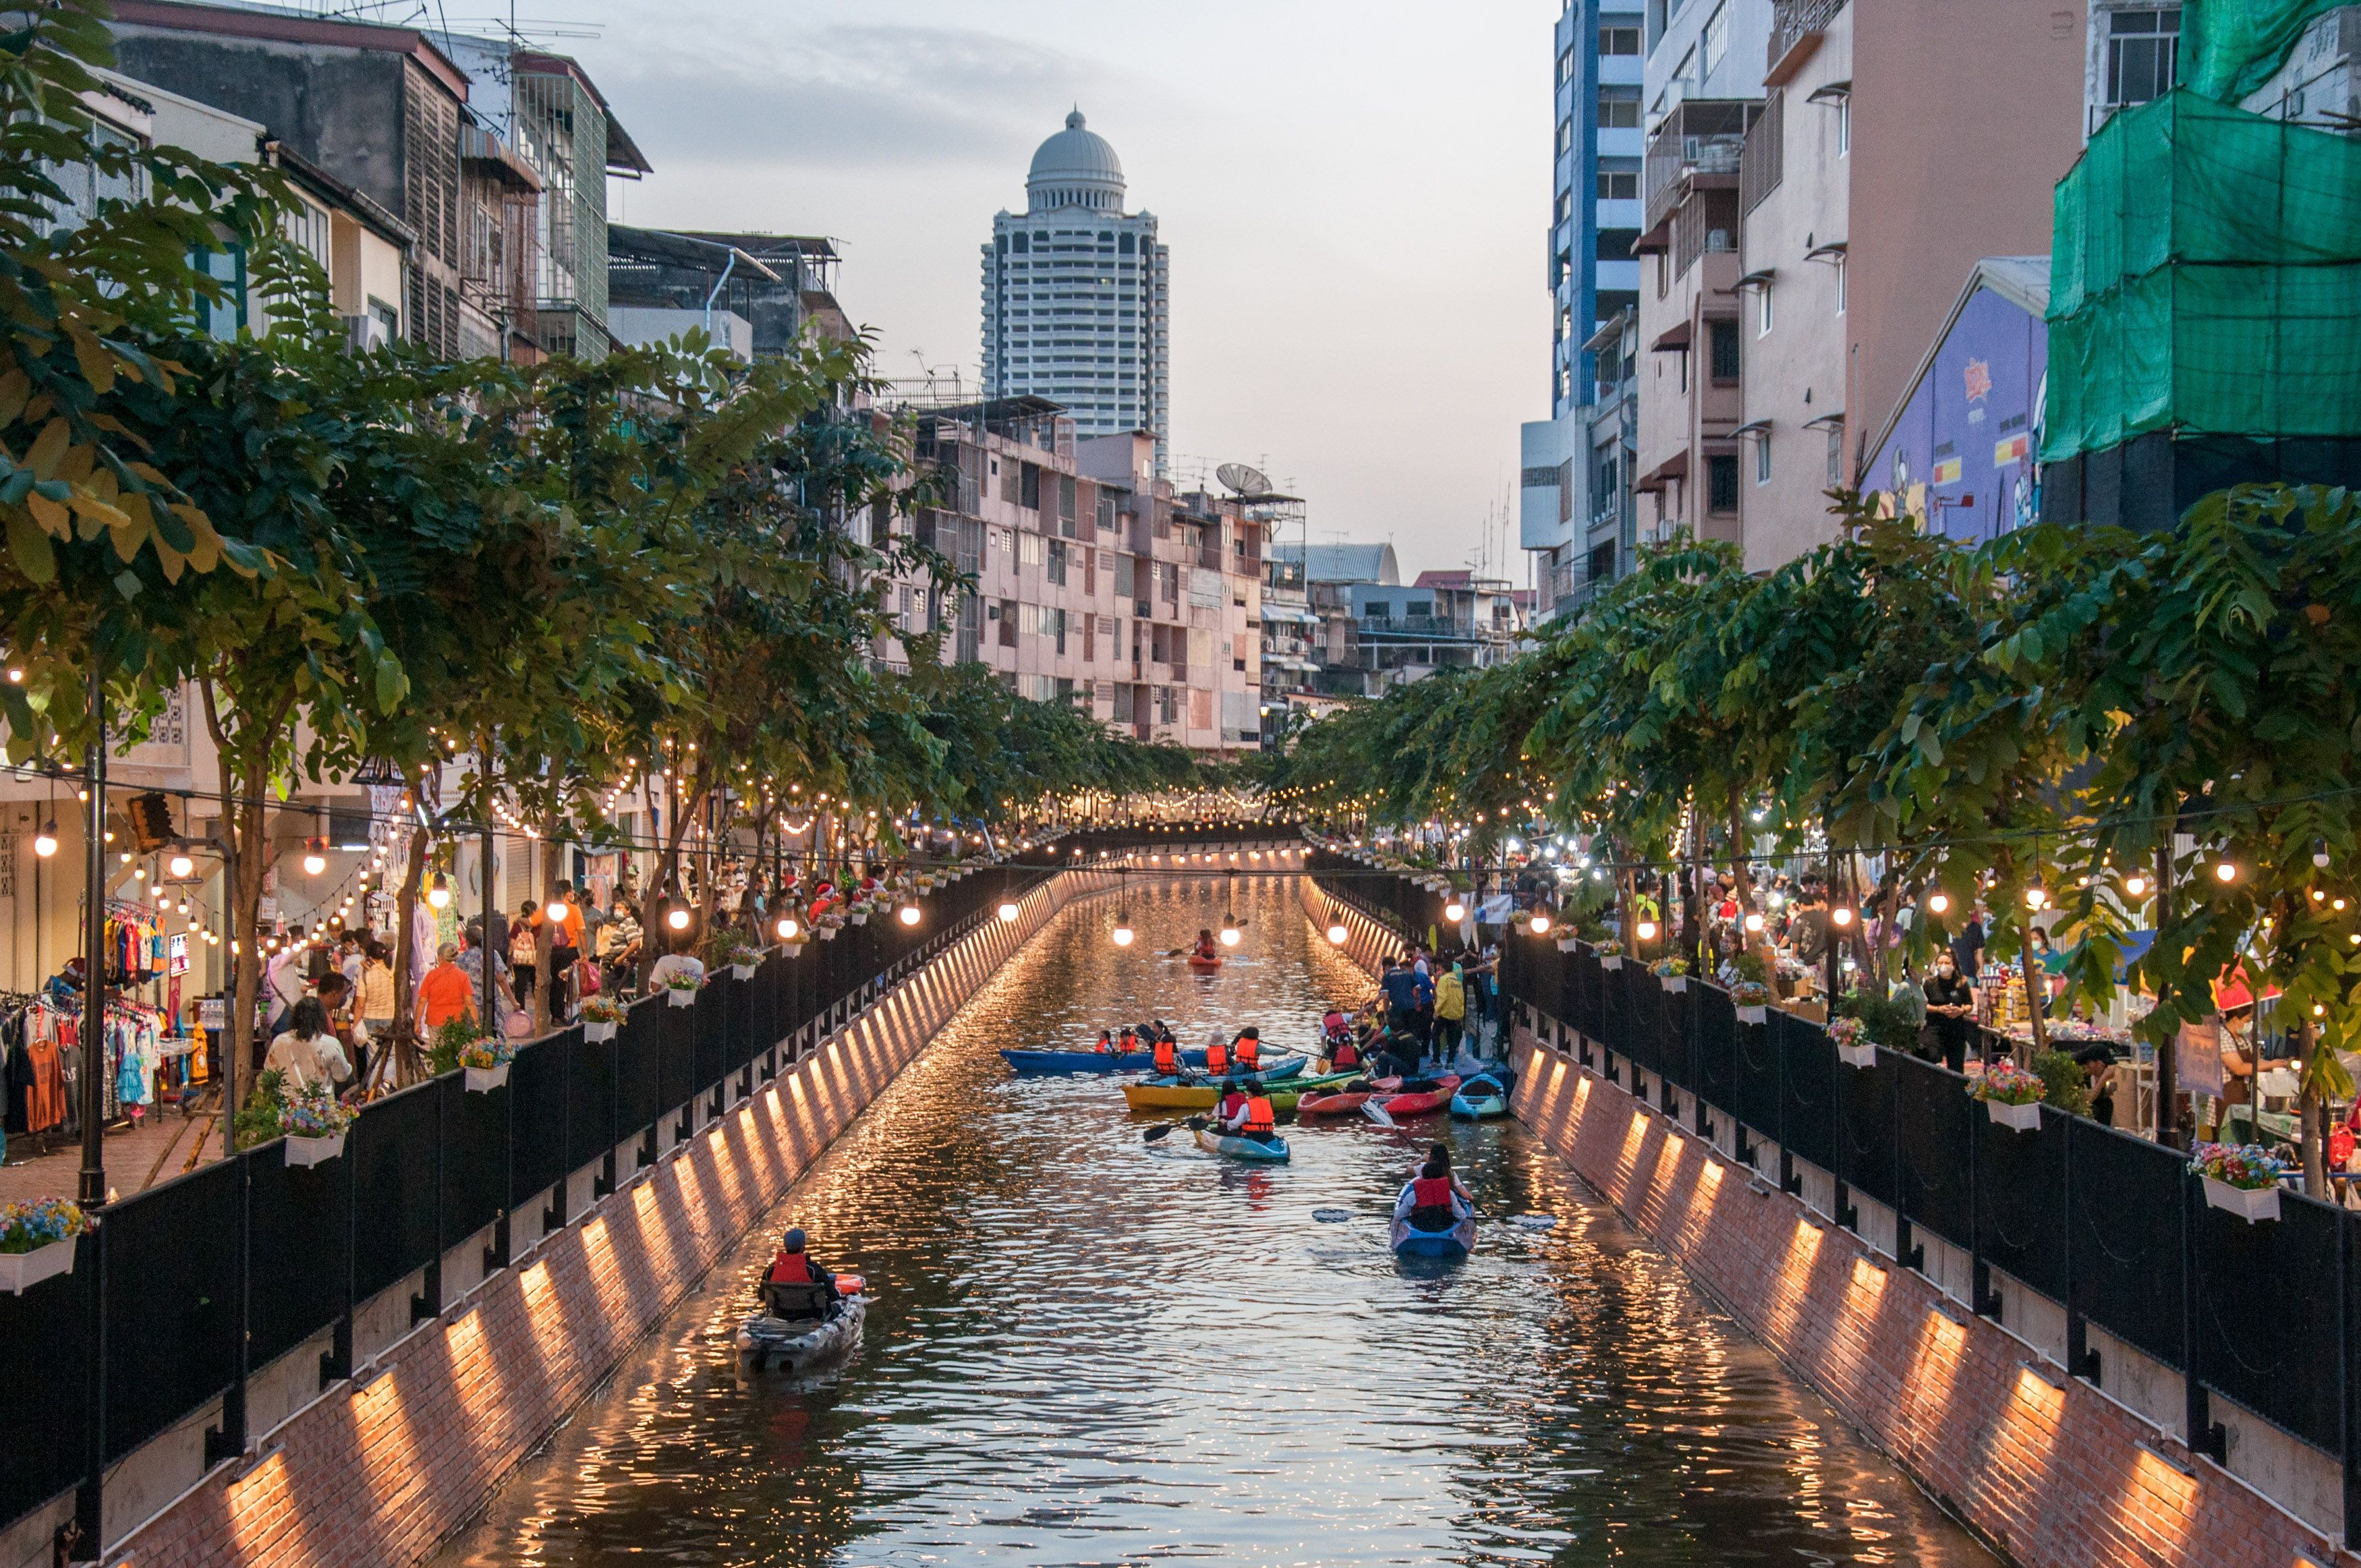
1141;1116;1209;1143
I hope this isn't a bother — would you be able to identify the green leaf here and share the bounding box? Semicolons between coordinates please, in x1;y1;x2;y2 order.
5;509;53;582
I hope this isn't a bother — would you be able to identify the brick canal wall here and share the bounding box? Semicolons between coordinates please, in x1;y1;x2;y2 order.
1508;1029;2347;1568
105;869;1120;1568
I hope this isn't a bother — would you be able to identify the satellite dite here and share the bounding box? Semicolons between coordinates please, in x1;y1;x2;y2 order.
1216;463;1272;496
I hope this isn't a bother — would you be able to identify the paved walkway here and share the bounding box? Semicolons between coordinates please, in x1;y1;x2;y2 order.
0;1101;227;1204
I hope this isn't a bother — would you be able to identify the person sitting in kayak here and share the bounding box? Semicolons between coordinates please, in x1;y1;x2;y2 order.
1094;1028;1116;1054
1118;1024;1139;1054
1232;1026;1262;1072
1394;1144;1475;1234
762;1227;840;1322
1216;1081;1280;1144
1151;1034;1179;1076
1203;1032;1230;1076
1194;929;1220;960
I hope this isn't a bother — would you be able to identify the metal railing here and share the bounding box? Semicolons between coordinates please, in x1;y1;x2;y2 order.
1311;851;2361;1536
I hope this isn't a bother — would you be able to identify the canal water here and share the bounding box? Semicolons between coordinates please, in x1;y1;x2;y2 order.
440;874;1991;1567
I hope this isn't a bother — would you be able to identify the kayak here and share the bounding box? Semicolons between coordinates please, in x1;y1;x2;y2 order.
1195;1127;1290;1163
735;1289;869;1372
1375;1075;1461;1118
1001;1047;1216;1075
1122;1069;1359;1112
1187;954;1224;972
1450;1074;1509;1120
1390;1214;1477;1258
1295;1076;1403;1116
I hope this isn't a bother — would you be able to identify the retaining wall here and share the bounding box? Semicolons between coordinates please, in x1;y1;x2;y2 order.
103;868;1119;1568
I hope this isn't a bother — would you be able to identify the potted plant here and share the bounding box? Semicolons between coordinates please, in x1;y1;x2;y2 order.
849;899;871;925
665;969;703;1008
1827;1015;1876;1070
1595;938;1625;972
461;1035;516;1093
0;1197;88;1294
581;995;627;1043
1731;980;1772;1025
1969;1059;2046;1132
817;909;845;941
2192;1142;2288;1223
281;1084;355;1167
1653;956;1690;993
712;930;758;981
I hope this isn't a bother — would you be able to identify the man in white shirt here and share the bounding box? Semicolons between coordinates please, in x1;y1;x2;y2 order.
264;943;309;1041
647;951;706;993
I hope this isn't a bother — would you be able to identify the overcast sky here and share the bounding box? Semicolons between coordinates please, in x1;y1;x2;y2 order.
544;0;1557;583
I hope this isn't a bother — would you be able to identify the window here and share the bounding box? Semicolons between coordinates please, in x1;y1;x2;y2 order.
1707;453;1740;513
1601;24;1643;55
1598;86;1642;129
1556;45;1576;84
1019;532;1044;568
1701;2;1728;74
1556;117;1574;156
1554;188;1574;225
1709;318;1740;380
1836;96;1850;155
1047;539;1069;585
2107;7;2180;107
1825;424;1845;487
1755;434;1772;484
1595;228;1638;262
1597;166;1640;200
1833;256;1846;315
1756;283;1773;337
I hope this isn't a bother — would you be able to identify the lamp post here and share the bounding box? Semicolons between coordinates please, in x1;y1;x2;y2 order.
78;668;106;1208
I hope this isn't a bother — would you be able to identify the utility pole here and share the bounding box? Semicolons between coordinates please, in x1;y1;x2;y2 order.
78;668;107;1207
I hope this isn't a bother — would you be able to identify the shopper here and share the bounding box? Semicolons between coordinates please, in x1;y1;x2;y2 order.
263;997;350;1097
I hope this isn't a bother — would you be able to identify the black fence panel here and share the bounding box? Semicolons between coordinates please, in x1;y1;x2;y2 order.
616;1003;661;1139
1574;951;1605;1043
722;968;756;1074
246;1142;351;1369
1777;1012;1839;1172
351;1081;440;1300
0;1231;92;1523
509;1032;571;1207
656;997;698;1115
693;982;727;1091
1693;983;1737;1116
1836;1055;1899;1207
568;1025;619;1167
2195;1191;2343;1451
1735;1012;1783;1143
1599;960;1637;1069
1976;1109;2068;1300
2067;1118;2186;1368
1894;1056;1976;1249
1657;980;1692;1092
437;1073;508;1242
104;1158;241;1461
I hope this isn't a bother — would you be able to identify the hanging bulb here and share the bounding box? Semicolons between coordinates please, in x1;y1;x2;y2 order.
1529;912;1552;935
1219;917;1241;947
2317;840;2333;869
1111;913;1135;948
776;917;799;941
1745;911;1765;932
2123;874;2147;898
1927;890;1951;915
302;838;326;876
1326;922;1349;945
899;904;921;927
2022;883;2047;911
168;850;194;879
667;906;692;931
2214;860;2238;883
427;873;452;910
33;821;56;858
997;901;1020;923
1636;917;1659;941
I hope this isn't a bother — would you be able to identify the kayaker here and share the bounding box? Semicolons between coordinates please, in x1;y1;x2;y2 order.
1233;1027;1262;1072
1118;1025;1138;1053
1152;1034;1179;1076
1194;929;1220;960
1095;1028;1116;1054
1394;1144;1475;1233
1214;1080;1250;1130
761;1228;839;1320
1328;1028;1362;1072
1205;1032;1231;1076
1216;1081;1279;1144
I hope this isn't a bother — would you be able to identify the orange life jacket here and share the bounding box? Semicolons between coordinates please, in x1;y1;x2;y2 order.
1245;1095;1276;1134
766;1250;815;1284
1206;1041;1229;1074
1153;1039;1177;1074
1236;1035;1260;1068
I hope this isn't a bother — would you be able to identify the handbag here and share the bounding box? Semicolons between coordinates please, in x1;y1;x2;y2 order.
574;957;601;997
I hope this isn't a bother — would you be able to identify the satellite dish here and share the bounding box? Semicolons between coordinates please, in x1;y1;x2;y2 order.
1216;462;1271;495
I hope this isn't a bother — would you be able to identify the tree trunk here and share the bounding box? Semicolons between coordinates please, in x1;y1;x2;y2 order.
1725;783;1770;972
2302;1086;2326;1198
2018;921;2050;1063
387;817;430;1085
532;834;559;1035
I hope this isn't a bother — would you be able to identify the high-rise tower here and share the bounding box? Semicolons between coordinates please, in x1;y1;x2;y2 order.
982;111;1169;475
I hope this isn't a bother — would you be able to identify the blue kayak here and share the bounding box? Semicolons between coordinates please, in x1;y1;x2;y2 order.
1195;1128;1290;1163
1450;1074;1509;1120
1001;1047;1216;1075
1391;1213;1477;1257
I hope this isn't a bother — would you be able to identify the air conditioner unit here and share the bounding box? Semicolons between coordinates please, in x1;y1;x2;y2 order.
341;314;391;353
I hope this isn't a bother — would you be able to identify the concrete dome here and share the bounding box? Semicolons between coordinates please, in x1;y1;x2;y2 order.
1025;110;1125;211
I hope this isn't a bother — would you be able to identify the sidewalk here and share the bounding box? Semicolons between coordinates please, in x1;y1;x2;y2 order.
0;1104;227;1205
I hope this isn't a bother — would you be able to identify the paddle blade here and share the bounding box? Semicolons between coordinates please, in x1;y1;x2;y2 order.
1311;1208;1353;1223
1362;1100;1398;1129
1142;1124;1177;1142
1508;1214;1558;1230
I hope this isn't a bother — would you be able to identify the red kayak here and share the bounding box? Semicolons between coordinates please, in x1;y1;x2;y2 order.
1296;1076;1401;1116
1187;954;1224;972
1374;1075;1461;1118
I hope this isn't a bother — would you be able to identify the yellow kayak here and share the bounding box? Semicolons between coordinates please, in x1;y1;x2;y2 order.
1122;1071;1359;1112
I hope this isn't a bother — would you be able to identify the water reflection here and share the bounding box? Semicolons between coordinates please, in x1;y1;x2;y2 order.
440;875;1990;1566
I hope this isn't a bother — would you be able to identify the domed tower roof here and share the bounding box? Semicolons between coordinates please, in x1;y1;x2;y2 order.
1025;110;1125;212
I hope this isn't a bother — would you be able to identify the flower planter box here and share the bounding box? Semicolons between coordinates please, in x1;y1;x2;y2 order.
2202;1175;2281;1223
1599;955;1624;971
731;961;757;981
464;1061;511;1093
818;926;840;941
1663;975;1689;994
285;1130;345;1168
1836;1041;1877;1070
584;1020;619;1043
1735;1004;1767;1026
850;911;870;926
666;987;699;1008
781;943;805;959
1983;1097;2042;1132
1556;937;1581;952
0;1238;76;1295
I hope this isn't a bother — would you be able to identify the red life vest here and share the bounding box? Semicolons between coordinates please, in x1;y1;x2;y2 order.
1219;1092;1249;1122
1245;1095;1276;1134
766;1250;814;1283
1332;1038;1361;1069
1153;1039;1177;1074
1412;1176;1454;1211
1236;1035;1260;1068
1206;1041;1229;1074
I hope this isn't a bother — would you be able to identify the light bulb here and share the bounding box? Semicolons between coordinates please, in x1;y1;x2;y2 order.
427;875;452;910
1327;923;1349;944
1444;900;1467;922
899;904;921;927
1529;912;1552;935
667;907;692;931
1219;925;1241;947
2215;861;2238;883
776;917;800;941
303;846;326;876
2023;886;2046;911
546;896;569;921
33;822;56;858
998;902;1020;923
1112;918;1135;948
2123;875;2146;898
168;851;194;879
1745;911;1765;932
1927;891;1951;915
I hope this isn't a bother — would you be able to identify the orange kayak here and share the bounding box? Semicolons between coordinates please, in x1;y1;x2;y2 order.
1296;1076;1401;1115
1374;1075;1461;1117
1187;954;1224;972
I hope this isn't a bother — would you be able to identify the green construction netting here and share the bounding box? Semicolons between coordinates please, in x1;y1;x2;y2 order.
2180;0;2348;103
2043;90;2361;462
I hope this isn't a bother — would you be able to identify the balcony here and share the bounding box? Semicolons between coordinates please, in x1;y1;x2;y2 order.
1767;0;1846;86
1642;101;1761;239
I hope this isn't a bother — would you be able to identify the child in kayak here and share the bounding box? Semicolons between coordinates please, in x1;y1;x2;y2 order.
1394;1144;1476;1234
1232;1026;1262;1072
1193;929;1220;960
761;1228;840;1320
1214;1081;1280;1144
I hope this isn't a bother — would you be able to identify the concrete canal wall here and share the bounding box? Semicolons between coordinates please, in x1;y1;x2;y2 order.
105;869;1122;1568
1296;877;2346;1568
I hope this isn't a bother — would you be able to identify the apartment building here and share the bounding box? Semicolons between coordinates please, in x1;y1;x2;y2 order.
897;405;1263;755
607;227;851;361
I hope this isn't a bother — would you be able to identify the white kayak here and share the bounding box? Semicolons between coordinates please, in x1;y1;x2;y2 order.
735;1294;868;1372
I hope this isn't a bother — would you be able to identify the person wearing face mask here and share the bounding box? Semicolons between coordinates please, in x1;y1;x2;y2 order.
1923;953;1978;1070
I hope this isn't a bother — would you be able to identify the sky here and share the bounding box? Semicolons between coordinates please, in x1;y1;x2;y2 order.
538;0;1558;585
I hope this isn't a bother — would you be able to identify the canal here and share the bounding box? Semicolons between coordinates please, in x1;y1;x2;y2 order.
440;873;1992;1566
